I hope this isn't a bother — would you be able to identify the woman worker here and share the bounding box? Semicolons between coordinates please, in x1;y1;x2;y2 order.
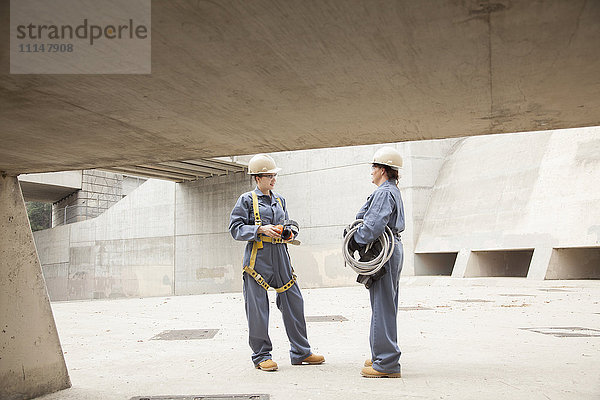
229;154;324;371
348;146;405;378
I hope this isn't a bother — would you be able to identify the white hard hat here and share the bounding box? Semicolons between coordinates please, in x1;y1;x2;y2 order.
372;147;403;170
247;154;282;175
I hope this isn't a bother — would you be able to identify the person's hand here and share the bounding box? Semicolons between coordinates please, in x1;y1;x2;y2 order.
258;224;281;238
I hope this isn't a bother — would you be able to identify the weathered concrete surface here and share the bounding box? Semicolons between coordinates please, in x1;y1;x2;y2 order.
1;0;600;175
36;278;600;400
33;128;600;299
416;127;600;254
34;179;175;300
0;175;70;400
34;138;455;298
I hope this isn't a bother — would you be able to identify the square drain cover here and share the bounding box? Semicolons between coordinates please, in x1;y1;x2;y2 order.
305;315;348;322
151;329;219;341
398;306;434;311
131;395;269;400
520;327;600;338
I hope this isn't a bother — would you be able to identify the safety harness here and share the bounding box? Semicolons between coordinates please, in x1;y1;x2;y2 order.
242;191;297;293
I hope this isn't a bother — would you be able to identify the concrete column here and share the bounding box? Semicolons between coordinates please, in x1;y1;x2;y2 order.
0;175;70;400
451;248;471;278
527;247;553;280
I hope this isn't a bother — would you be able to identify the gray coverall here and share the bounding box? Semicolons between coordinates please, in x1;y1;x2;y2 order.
229;188;312;366
354;179;405;374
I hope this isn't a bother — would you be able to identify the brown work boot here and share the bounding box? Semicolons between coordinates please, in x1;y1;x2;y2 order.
364;359;373;367
361;366;401;378
293;353;325;365
255;359;278;371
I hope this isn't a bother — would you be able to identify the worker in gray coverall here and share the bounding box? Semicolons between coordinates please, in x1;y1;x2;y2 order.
229;154;324;372
348;146;405;378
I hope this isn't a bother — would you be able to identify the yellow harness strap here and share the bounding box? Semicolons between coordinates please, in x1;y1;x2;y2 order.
251;191;263;250
243;191;296;293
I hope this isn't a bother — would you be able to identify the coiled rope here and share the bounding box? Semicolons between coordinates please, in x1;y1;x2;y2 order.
342;219;395;276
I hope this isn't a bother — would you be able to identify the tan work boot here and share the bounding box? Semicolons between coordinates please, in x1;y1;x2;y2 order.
293;353;325;365
364;359;373;367
361;366;401;378
256;359;278;371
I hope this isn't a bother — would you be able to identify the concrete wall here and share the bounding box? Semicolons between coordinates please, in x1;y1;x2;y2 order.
33;128;600;300
51;170;146;227
416;127;600;278
174;173;252;294
35;179;175;300
34;139;456;298
173;139;456;294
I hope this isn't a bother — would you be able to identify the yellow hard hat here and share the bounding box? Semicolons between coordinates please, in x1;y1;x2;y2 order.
372;147;403;170
247;154;282;175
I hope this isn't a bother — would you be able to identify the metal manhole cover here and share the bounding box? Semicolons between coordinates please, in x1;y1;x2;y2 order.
452;299;493;303
150;329;219;341
131;395;269;400
398;306;434;311
305;315;348;322
520;327;600;338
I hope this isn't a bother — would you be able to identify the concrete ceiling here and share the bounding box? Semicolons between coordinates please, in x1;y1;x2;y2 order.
1;0;599;176
99;157;247;182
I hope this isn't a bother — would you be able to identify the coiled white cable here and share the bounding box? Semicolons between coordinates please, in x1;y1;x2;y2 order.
342;219;395;276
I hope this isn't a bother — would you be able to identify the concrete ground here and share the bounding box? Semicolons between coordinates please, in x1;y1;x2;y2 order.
38;277;600;400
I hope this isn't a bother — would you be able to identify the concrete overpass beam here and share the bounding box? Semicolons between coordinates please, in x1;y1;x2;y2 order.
0;174;70;400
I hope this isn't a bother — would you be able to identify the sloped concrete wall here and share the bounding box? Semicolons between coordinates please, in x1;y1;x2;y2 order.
417;128;600;251
416;127;600;278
